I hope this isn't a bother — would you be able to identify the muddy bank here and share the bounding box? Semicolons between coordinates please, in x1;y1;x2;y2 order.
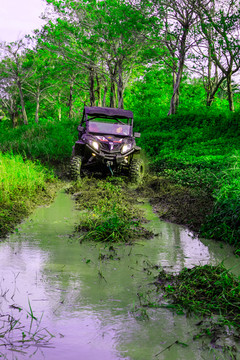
136;176;214;234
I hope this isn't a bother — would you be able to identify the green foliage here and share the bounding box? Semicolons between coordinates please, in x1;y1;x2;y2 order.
125;66;173;119
162;167;217;191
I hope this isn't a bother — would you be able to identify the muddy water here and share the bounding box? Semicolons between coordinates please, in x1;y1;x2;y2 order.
0;191;240;360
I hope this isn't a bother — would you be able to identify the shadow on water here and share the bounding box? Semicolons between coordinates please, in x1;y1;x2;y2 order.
0;190;240;359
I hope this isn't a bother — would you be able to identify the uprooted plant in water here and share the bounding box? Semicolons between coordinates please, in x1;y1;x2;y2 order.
131;263;240;358
154;264;240;326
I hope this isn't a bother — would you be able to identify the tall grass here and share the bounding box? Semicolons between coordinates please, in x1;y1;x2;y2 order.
0;151;56;236
0;118;79;162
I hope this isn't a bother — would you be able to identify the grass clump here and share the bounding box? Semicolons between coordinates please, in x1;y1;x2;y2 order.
77;207;143;243
154;264;240;329
0;151;57;237
68;177;153;243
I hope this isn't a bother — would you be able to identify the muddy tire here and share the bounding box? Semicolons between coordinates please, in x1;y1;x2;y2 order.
70;156;82;180
129;158;145;183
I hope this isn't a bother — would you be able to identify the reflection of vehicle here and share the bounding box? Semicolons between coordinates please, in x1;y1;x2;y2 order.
70;106;145;182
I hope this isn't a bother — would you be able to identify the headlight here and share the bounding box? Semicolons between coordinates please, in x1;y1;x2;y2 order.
89;139;99;151
121;143;132;154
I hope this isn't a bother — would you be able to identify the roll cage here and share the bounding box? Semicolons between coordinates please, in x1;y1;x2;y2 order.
81;106;133;126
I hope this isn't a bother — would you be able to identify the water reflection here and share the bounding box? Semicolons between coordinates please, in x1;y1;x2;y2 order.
0;191;239;359
141;203;212;272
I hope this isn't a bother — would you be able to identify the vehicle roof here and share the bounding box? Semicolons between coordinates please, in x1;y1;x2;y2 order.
84;106;133;119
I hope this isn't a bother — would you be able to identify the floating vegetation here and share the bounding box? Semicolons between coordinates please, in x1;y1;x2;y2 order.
131;263;240;357
0;276;54;357
154;264;240;327
0;302;54;357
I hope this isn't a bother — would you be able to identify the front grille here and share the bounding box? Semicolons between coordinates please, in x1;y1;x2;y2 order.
100;143;122;153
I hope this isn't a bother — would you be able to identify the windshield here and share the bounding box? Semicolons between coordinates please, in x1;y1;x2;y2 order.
88;121;131;136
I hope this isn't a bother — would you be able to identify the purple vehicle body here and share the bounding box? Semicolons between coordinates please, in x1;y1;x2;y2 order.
70;106;144;181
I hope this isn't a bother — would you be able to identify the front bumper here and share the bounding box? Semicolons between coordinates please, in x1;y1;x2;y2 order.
86;144;134;166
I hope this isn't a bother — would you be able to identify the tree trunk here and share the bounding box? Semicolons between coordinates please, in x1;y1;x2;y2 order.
9;99;18;127
110;78;116;108
206;93;214;107
227;72;234;112
206;74;226;107
117;62;124;109
205;44;221;107
69;79;74;119
102;84;108;107
95;74;102;106
35;84;40;123
168;27;188;115
58;92;62;121
58;107;62;121
17;79;28;125
168;65;183;115
107;62;117;108
206;45;213;106
89;68;95;106
12;112;19;128
172;70;179;108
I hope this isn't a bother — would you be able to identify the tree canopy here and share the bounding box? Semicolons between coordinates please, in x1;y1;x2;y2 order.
0;0;240;125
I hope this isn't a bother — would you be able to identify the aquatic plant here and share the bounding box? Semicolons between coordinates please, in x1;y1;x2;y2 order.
0;289;54;357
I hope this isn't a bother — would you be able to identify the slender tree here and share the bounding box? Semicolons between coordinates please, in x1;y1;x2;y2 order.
0;40;29;124
196;0;240;111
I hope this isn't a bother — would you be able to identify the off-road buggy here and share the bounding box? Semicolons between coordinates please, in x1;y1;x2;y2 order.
70;106;145;182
